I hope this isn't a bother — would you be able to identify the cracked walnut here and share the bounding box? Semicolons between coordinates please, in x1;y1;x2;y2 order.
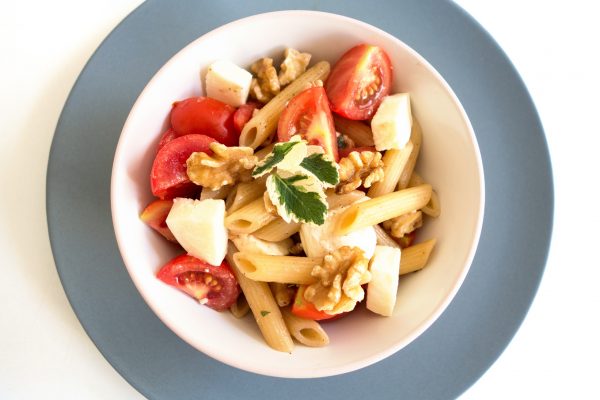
186;142;257;190
304;246;371;314
336;150;385;194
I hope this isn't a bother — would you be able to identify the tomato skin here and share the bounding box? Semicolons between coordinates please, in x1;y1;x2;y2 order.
291;285;345;321
157;254;240;311
326;44;393;120
157;128;178;152
338;146;377;158
140;199;177;242
170;97;238;146
150;134;216;199
233;102;259;134
277;87;339;161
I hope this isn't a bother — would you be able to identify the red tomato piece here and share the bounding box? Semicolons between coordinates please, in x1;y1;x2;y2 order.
325;44;393;120
139;199;177;242
150;134;216;199
277;87;339;161
291;285;345;321
170;97;238;146
157;128;178;152
338;146;377;158
157;254;240;311
233;102;259;134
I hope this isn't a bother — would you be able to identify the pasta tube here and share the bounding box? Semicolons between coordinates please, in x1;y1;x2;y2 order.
225;176;266;213
409;172;441;217
400;239;436;275
334;184;432;235
333;115;375;147
397;118;423;189
229;293;250;318
232;252;320;284
281;307;329;347
270;283;295;307
225;197;277;234
239;61;331;148
253;218;301;242
367;142;414;198
326;190;366;210
226;243;294;353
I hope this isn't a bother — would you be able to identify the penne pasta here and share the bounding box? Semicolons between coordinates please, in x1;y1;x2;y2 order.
253;218;301;242
229;293;250;318
225;197;277;234
409;172;441;217
397;118;423;190
270;283;295;307
239;61;331;149
233;252;320;284
333;115;375;147
367;142;414;198
226;243;294;353
400;239;436;275
281;307;329;347
225;176;267;213
326;190;365;210
334;184;432;235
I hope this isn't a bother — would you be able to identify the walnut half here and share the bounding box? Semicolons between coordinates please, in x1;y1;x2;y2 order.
249;58;280;103
336;151;385;194
278;48;311;86
186;142;257;190
304;246;371;314
383;210;423;238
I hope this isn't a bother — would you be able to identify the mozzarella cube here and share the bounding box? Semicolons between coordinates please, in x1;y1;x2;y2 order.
205;60;252;107
166;198;227;266
371;93;413;151
299;206;376;259
367;245;401;316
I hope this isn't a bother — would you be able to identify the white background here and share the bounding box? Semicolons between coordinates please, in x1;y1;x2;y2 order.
1;1;598;399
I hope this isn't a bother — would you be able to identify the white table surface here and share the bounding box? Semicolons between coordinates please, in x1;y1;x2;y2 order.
1;1;598;398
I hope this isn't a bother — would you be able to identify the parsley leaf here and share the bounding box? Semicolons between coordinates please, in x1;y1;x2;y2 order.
267;173;328;225
300;153;340;187
252;140;303;177
260;310;270;317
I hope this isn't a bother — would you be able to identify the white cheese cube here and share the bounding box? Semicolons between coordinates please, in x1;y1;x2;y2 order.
367;245;401;316
371;93;413;151
299;206;376;259
205;60;252;107
166;198;227;266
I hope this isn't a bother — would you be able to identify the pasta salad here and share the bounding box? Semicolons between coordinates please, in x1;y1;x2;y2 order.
140;44;440;352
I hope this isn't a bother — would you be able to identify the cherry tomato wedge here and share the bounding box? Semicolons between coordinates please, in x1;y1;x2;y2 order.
325;44;393;120
170;97;238;146
291;285;345;321
233;102;259;134
150;134;215;199
156;128;178;152
157;254;240;311
338;146;377;158
277;87;338;161
140;199;177;242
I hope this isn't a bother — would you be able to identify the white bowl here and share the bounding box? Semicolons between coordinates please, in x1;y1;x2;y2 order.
111;10;484;378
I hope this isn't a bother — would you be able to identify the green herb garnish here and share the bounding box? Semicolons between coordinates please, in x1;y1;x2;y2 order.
300;153;340;187
266;174;328;225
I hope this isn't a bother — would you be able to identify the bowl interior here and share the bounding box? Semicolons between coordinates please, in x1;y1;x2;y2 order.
111;10;484;378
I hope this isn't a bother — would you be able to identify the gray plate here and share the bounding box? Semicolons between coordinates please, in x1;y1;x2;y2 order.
47;0;553;399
